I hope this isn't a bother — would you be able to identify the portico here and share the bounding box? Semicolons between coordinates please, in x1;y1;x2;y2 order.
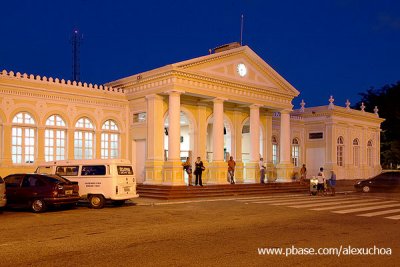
108;45;298;185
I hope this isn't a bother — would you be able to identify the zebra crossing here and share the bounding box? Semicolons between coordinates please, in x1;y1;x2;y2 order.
236;194;400;220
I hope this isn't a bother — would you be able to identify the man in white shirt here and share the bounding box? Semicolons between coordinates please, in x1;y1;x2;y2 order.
259;158;266;184
317;167;325;195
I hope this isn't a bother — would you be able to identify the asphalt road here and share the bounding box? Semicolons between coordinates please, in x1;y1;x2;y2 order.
0;192;399;267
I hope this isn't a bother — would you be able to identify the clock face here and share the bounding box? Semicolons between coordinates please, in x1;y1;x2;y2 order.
237;63;247;77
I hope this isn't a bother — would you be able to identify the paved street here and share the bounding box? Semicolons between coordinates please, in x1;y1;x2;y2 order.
0;192;399;266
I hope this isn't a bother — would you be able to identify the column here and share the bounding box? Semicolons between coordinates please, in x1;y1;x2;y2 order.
233;108;244;183
37;126;46;163
144;94;164;184
265;111;276;182
276;109;293;181
208;98;228;184
212;98;224;162
163;90;185;185
244;105;261;183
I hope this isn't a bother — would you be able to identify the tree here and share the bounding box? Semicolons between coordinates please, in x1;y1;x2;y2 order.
354;81;400;169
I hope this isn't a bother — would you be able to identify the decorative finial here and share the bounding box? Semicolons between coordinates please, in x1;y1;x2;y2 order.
328;95;334;109
300;99;305;112
345;99;351;109
360;102;366;112
374;106;379;116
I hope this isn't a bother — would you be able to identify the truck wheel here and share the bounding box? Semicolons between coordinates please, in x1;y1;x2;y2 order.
31;199;47;213
88;195;105;209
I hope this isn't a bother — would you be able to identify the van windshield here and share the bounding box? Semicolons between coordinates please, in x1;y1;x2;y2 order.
117;166;133;175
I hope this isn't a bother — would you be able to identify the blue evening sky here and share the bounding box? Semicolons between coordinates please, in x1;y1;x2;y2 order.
1;0;399;108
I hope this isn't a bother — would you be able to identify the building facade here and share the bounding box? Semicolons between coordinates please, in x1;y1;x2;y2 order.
0;45;383;184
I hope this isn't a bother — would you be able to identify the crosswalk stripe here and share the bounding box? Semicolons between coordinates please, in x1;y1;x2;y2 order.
257;196;359;205
358;208;400;217
311;200;398;211
236;194;308;202
288;198;381;208
333;203;400;214
385;214;400;220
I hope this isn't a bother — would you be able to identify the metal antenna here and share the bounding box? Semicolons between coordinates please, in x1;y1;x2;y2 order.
240;14;244;46
71;29;82;82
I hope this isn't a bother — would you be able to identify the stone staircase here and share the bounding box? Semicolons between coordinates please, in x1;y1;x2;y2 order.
137;182;309;200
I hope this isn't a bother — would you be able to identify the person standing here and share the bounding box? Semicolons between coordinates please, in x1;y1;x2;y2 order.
259;158;266;184
329;170;337;196
317;167;325;195
300;164;307;185
227;156;236;184
194;157;204;186
182;157;192;186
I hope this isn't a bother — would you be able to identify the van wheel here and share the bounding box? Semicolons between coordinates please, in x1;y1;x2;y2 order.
112;200;125;206
88;195;105;209
31;199;47;213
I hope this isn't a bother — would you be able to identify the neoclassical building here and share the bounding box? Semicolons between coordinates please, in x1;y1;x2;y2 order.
0;44;383;184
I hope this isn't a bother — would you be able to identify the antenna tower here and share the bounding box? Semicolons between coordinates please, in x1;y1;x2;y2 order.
71;29;82;82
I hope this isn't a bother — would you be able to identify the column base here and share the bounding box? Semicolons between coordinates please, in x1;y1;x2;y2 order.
234;161;244;183
144;160;164;185
266;162;277;182
243;162;259;183
276;162;294;182
163;160;185;185
207;161;229;184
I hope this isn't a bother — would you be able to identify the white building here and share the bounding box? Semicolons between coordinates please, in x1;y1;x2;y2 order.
0;44;383;184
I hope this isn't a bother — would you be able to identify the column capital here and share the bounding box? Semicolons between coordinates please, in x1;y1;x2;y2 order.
249;104;262;110
165;90;185;96
279;109;292;115
213;97;227;104
145;94;164;101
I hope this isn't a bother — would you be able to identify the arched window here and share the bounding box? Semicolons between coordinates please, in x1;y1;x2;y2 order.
101;120;119;159
337;136;344;167
367;140;374;167
74;117;94;159
353;138;360;167
291;138;300;167
272;135;279;165
45;115;66;161
12;112;36;164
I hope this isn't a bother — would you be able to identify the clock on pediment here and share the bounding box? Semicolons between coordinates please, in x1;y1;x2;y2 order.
237;63;247;77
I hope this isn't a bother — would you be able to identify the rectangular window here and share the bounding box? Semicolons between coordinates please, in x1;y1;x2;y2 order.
291;146;299;167
309;132;323;139
353;146;360;166
337;146;344;167
117;166;133;175
272;144;278;165
56;166;79;176
81;165;106;176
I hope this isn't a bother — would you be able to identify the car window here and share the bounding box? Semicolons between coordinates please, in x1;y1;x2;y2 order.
81;165;106;176
22;176;46;187
56;166;79;176
117;166;133;175
4;175;24;187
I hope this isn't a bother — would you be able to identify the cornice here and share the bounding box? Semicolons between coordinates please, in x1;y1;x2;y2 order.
0;86;128;110
0;69;125;94
123;70;294;108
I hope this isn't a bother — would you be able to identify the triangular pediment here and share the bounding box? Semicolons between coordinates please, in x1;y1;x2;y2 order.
172;46;299;96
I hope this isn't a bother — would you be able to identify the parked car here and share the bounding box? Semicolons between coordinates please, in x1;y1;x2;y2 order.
354;171;400;193
3;173;80;212
0;177;6;210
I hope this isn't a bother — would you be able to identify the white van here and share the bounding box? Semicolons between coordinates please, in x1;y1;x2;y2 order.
35;159;138;209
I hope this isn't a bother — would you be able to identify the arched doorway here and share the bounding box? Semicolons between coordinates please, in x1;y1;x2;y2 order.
241;118;264;179
206;116;233;162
